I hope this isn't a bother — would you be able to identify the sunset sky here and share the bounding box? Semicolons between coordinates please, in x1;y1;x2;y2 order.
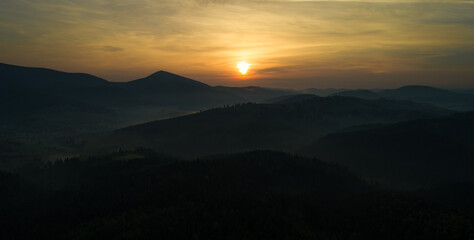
1;0;473;89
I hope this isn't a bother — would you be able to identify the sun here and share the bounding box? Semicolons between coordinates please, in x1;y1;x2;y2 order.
237;61;251;75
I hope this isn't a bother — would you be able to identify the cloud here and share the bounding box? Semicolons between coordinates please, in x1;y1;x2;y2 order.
102;45;124;52
256;66;293;74
431;48;474;66
0;0;473;87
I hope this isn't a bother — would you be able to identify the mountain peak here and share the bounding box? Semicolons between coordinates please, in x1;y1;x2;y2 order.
126;70;211;92
147;70;178;78
141;70;206;85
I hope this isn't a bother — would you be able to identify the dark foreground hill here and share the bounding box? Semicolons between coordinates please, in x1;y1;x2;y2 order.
82;96;453;157
1;150;472;240
303;111;474;188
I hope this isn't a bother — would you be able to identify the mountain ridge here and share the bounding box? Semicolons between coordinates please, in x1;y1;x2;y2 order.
81;96;453;157
303;111;474;188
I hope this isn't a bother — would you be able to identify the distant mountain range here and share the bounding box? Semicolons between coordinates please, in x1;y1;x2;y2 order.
331;86;474;111
0;63;293;138
2;62;474;155
331;89;381;100
2;63;474;239
263;94;318;104
214;86;297;102
81;95;452;157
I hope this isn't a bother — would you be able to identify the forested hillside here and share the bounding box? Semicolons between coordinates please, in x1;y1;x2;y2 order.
1;150;472;240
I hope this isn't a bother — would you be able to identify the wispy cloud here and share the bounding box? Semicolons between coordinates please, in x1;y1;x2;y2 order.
0;0;473;87
101;45;124;52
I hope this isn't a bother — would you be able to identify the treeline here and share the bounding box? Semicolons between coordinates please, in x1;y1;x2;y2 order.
0;150;472;239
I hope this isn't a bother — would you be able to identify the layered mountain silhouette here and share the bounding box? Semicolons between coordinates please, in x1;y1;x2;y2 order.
264;94;318;104
119;70;242;106
214;86;296;102
378;85;474;111
0;63;292;138
302;88;347;96
0;90;116;139
303;111;474;188
331;89;380;100
329;85;474;111
82;96;452;157
2;62;474;239
0;63;243;107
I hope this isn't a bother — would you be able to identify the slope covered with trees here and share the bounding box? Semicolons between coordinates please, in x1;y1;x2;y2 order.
1;150;472;240
84;96;452;157
303;111;474;188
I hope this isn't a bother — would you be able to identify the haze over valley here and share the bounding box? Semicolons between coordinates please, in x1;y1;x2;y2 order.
1;0;474;238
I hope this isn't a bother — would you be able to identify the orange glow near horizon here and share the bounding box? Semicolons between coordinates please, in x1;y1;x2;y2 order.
0;0;473;88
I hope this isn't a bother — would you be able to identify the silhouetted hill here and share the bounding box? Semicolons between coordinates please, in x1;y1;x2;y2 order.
265;94;319;104
121;71;244;107
0;63;246;108
1;150;472;239
331;89;380;99
302;88;346;96
380;85;455;99
0;63;108;92
214;86;296;102
0;89;117;139
303;111;474;188
378;85;474;111
0;86;194;140
0;63;251;139
0;71;130;139
83;96;453;157
125;70;211;93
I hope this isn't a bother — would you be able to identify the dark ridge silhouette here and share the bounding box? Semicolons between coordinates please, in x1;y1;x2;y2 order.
303;111;474;188
0;63;108;92
214;86;296;102
0;89;117;139
0;63;140;107
0;63;249;139
2;62;474;239
302;88;346;96
331;89;380;99
83;96;453;157
119;70;244;107
0;63;246;108
378;85;474;111
380;85;457;99
264;94;319;104
125;70;211;93
1;150;472;239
